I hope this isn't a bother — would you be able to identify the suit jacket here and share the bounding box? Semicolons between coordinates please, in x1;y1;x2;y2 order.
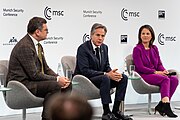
74;40;111;78
7;34;57;86
132;43;165;75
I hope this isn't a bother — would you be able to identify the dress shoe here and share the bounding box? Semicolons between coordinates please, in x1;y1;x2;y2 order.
114;111;133;120
102;112;119;120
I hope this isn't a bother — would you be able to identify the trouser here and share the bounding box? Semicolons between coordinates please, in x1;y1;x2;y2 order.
26;80;72;120
90;74;128;104
142;74;179;100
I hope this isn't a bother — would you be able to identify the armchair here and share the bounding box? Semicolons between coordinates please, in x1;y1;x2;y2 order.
61;56;101;100
0;60;44;120
125;54;160;114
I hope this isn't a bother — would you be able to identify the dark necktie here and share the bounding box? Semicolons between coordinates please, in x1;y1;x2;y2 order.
37;43;44;74
95;47;101;65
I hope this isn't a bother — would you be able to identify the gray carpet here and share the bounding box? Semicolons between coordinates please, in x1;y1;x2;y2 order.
0;101;180;120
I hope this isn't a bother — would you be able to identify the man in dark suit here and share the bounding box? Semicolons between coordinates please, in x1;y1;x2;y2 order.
7;17;71;120
74;23;132;120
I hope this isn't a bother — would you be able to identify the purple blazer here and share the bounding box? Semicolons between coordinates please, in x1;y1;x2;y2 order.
132;43;165;76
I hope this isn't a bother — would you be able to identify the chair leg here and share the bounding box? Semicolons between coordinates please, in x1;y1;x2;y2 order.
119;101;125;114
148;94;151;115
22;109;26;120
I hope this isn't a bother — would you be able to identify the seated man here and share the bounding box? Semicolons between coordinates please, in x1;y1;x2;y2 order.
74;23;132;120
7;17;71;120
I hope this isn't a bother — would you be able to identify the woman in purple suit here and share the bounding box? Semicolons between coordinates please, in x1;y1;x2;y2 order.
133;25;179;118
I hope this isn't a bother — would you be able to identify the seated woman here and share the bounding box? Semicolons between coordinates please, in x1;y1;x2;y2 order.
133;24;179;118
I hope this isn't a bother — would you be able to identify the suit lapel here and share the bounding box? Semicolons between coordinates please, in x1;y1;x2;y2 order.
88;40;101;69
27;34;44;70
26;34;37;54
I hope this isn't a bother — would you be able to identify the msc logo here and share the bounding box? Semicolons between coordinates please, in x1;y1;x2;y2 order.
158;33;176;45
120;35;127;44
83;33;90;43
44;6;64;20
121;8;140;21
158;10;165;19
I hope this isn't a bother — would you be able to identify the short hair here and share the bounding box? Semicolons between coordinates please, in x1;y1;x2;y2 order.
90;23;107;36
27;17;47;34
50;95;93;120
138;24;155;47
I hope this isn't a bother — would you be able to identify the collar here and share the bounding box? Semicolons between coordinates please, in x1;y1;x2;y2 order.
28;34;40;54
91;40;100;51
28;34;39;46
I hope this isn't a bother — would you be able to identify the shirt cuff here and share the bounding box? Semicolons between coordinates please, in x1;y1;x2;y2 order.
57;76;60;82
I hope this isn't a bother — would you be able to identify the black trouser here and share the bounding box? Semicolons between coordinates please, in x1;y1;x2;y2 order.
90;74;128;104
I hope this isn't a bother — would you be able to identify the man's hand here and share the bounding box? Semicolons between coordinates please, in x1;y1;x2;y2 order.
57;76;71;88
106;69;122;82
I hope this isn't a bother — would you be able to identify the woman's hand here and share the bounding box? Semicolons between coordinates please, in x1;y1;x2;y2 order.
154;70;168;76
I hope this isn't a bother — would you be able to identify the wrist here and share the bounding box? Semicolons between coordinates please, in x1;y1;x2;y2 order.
104;72;110;78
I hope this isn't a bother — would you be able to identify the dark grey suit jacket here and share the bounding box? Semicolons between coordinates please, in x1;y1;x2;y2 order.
74;40;111;78
7;34;57;91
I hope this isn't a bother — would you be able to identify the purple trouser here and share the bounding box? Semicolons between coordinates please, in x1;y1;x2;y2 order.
141;74;179;100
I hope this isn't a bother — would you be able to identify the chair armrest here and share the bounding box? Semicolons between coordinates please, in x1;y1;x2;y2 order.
168;69;180;80
6;80;43;109
131;72;159;94
167;69;178;73
72;75;100;100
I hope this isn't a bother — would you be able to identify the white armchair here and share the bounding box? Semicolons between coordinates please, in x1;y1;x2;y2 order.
0;60;44;120
125;54;160;114
61;56;102;100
